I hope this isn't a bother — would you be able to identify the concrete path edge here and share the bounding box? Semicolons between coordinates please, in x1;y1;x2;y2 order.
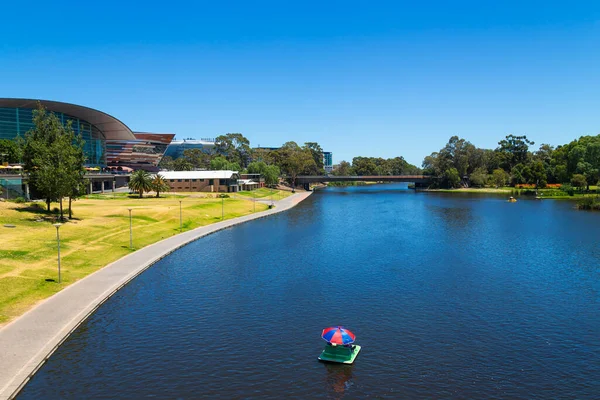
0;191;312;400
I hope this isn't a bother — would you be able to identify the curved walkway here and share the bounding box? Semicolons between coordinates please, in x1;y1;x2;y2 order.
0;191;312;400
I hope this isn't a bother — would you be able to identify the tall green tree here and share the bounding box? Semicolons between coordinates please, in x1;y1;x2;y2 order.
303;142;325;174
23;104;86;218
128;170;153;198
278;141;315;188
215;133;251;168
496;134;534;171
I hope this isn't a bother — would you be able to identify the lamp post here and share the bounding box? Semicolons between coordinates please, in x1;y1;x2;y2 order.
128;208;133;249
179;200;182;233
52;223;62;283
221;196;224;220
253;190;256;212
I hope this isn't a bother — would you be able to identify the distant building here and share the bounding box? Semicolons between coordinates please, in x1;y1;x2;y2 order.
323;152;333;173
159;170;240;192
0;98;174;170
164;138;217;159
106;132;175;172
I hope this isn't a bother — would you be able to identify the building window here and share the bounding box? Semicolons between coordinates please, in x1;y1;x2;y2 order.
170;179;174;182
184;179;189;182
192;179;197;182
219;179;226;185
178;179;182;182
200;179;204;182
209;179;214;185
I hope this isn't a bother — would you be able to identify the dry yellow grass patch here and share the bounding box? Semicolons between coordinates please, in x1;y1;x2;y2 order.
0;192;268;324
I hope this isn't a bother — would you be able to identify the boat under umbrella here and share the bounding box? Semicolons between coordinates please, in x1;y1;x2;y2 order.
318;326;361;364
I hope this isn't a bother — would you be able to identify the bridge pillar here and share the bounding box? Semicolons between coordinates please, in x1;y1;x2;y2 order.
24;183;30;200
112;180;115;192
303;183;310;191
89;181;93;194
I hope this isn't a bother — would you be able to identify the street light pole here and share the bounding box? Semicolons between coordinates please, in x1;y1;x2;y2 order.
221;196;224;220
52;223;62;283
253;190;256;212
128;208;133;249
179;200;182;233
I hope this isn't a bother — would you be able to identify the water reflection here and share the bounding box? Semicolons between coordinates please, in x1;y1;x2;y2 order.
323;363;354;399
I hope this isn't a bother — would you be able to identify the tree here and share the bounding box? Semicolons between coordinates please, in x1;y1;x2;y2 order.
152;173;170;198
571;174;587;191
576;161;598;190
443;168;461;188
210;155;240;171
182;148;212;170
278;141;315;188
496;134;534;171
263;165;280;186
469;167;488;187
303;142;325;174
215;133;251;167
158;155;175;170
492;168;508;187
0;139;22;164
173;157;193;171
128;170;153;198
333;160;352;176
23;103;86;218
247;161;280;186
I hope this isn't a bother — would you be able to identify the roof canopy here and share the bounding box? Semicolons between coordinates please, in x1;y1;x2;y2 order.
158;170;239;180
0;98;136;141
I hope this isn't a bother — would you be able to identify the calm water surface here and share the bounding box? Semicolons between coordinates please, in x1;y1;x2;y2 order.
18;185;600;399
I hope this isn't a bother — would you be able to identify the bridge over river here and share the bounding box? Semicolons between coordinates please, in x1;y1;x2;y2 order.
294;175;434;190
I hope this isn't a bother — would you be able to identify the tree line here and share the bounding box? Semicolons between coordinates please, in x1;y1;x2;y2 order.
421;134;600;190
159;135;328;187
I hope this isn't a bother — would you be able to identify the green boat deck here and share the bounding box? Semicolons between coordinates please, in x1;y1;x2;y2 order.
318;344;361;364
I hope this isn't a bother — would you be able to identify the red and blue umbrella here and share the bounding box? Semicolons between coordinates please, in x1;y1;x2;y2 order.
321;326;356;345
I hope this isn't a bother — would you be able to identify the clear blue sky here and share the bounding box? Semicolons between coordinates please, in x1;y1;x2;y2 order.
2;1;599;166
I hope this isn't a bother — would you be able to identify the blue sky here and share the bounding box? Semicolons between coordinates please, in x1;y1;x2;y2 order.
1;1;600;166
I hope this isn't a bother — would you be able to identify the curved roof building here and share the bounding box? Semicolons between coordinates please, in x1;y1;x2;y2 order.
0;98;171;169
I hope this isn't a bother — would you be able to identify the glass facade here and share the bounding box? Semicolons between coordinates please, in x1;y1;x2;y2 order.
0;107;106;166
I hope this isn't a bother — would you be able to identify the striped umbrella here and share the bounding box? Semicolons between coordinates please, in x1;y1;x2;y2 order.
321;326;356;345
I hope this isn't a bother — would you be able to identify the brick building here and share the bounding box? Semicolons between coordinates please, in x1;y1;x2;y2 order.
158;170;240;193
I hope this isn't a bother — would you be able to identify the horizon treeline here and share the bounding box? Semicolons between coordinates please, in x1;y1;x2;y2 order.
417;133;600;189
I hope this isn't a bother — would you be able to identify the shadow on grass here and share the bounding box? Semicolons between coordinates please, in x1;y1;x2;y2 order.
44;278;56;282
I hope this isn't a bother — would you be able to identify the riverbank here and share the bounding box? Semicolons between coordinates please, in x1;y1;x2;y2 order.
0;190;291;325
0;191;312;400
423;186;599;199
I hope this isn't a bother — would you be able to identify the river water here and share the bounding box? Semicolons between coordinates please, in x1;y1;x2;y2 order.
18;185;600;399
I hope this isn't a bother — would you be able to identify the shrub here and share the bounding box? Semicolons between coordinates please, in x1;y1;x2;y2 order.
578;196;600;210
12;197;26;203
52;207;60;213
217;194;230;198
560;184;575;196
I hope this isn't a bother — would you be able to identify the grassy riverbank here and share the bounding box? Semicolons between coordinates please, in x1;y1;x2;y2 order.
424;186;599;199
237;187;292;200
0;191;290;324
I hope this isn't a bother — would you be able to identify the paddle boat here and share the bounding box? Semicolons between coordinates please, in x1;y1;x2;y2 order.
318;326;361;364
508;196;517;202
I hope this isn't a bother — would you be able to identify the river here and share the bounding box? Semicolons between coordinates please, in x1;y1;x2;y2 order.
17;185;600;399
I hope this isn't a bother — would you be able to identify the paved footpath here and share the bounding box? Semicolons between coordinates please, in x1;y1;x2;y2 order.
0;191;312;400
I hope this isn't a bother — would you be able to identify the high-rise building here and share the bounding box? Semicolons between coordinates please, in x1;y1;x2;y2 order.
323;151;333;173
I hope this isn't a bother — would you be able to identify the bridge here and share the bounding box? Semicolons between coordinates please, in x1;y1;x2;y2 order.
293;175;434;190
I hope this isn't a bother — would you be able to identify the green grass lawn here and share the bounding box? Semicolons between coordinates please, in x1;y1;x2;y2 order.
237;188;292;200
0;193;269;324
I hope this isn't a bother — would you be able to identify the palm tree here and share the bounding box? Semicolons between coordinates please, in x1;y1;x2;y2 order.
128;169;152;198
152;173;170;198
